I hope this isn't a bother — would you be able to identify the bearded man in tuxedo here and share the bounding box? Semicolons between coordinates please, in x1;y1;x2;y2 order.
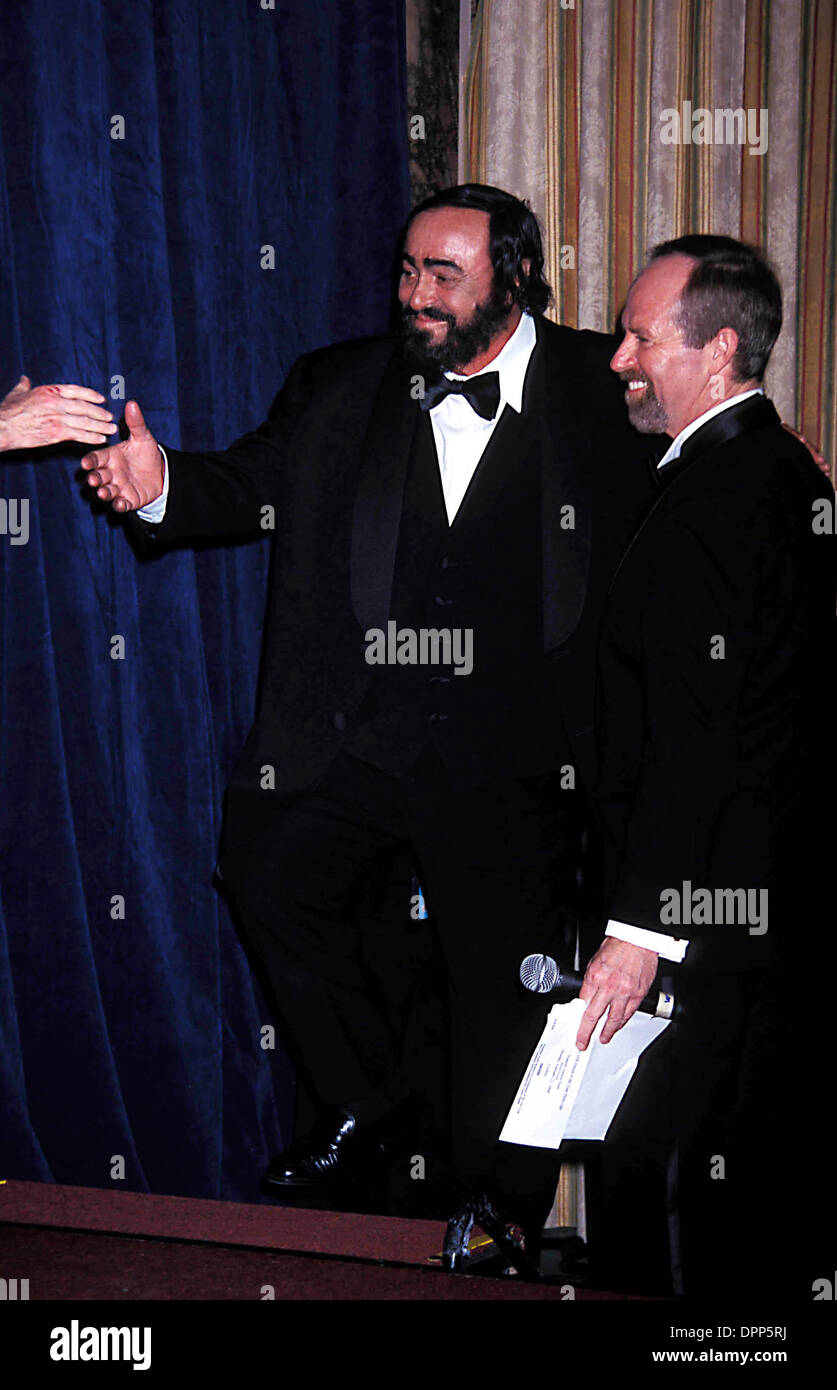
81;184;662;1267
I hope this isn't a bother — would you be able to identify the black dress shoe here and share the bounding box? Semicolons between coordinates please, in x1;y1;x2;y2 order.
262;1106;399;1195
442;1194;542;1281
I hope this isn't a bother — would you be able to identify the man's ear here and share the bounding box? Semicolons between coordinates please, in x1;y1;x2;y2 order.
711;326;739;374
513;257;532;289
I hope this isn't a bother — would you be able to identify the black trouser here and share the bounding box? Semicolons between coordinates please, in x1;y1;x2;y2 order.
589;965;833;1300
670;968;831;1301
220;748;582;1223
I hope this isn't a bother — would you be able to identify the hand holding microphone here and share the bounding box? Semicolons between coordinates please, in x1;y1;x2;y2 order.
519;951;675;1021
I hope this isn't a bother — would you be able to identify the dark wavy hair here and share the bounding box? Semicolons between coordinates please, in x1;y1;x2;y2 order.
405;184;552;316
650;234;782;382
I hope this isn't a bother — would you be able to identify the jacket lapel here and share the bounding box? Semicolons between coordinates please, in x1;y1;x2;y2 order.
608;395;780;594
350;351;420;632
536;319;593;652
658;394;778;488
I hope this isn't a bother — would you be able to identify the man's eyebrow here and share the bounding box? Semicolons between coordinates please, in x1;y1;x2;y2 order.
401;252;464;273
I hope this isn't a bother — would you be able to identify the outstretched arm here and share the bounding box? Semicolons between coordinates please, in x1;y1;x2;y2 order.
80;340;392;543
0;375;117;451
79;356;315;542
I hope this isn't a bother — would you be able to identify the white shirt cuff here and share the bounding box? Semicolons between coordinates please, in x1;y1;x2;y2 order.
605;919;689;962
137;445;169;522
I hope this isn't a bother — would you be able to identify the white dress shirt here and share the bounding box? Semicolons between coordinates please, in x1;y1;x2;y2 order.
429;309;536;522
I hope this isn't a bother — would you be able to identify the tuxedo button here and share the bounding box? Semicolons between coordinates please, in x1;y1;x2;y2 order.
332;712;346;732
428;712;448;724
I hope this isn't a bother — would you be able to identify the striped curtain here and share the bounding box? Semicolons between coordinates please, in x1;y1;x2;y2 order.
464;0;836;469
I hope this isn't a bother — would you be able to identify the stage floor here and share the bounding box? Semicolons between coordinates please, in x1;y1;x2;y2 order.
0;1180;629;1300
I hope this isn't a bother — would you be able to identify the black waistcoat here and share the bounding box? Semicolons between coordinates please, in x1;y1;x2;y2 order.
344;397;574;784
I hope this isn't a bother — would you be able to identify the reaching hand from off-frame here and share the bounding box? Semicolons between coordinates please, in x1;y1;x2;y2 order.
0;375;117;451
81;400;164;513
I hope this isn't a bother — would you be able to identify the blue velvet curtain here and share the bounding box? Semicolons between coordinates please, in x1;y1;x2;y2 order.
0;0;409;1199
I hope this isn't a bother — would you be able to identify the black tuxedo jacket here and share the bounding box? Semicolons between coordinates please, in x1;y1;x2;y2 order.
128;316;660;852
594;393;837;971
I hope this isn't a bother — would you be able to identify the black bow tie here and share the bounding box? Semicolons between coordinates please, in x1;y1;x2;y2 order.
419;371;501;421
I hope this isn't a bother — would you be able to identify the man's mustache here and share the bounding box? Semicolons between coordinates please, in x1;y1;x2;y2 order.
406;306;455;326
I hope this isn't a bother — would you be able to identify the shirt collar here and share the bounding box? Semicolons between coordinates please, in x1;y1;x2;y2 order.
445;311;536;415
658;387;764;469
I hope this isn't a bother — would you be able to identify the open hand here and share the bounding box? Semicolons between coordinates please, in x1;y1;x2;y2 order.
81;400;164;513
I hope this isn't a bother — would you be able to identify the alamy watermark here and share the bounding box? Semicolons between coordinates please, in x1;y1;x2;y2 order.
1;498;29;545
660;880;767;935
0;1277;29;1299
659;103;768;156
364;621;473;676
50;1321;151;1371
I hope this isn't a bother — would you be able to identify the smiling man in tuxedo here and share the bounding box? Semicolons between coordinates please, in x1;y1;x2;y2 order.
578;236;836;1298
80;185;662;1268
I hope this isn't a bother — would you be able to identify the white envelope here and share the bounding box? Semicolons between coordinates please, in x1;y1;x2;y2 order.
499;997;670;1149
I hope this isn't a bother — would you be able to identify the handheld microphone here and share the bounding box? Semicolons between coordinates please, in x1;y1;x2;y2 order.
519;952;675;1020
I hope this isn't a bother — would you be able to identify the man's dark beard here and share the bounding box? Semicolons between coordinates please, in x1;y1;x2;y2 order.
399;285;515;374
619;372;669;433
